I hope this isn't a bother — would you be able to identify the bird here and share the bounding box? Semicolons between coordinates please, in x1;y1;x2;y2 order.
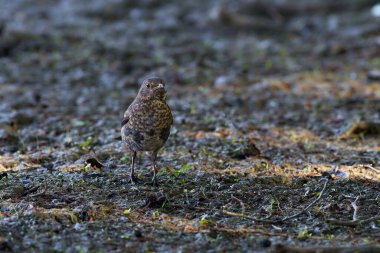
121;77;173;186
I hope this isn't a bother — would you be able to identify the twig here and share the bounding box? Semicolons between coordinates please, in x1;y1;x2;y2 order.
212;226;360;242
351;196;360;221
24;185;40;196
231;194;246;214
275;197;283;213
170;204;207;211
364;164;380;174
327;215;380;227
223;178;329;223
222;210;278;224
337;121;380;139
29;181;47;197
281;178;329;222
213;226;285;237
273;243;380;253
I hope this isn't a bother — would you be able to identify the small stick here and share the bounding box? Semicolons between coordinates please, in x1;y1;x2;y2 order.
327;215;380;227
231;194;246;214
351;196;360;221
280;178;328;222
273;244;380;253
364;164;380;174
223;178;329;223
213;226;284;237
24;185;40;196
222;210;278;224
214;226;359;242
30;181;47;197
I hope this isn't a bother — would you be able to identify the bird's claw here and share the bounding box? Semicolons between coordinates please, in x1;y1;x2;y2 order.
153;165;159;173
151;179;159;187
128;175;140;185
150;165;160;187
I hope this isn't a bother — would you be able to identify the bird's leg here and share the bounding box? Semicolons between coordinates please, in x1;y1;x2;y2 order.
128;151;139;184
151;150;159;187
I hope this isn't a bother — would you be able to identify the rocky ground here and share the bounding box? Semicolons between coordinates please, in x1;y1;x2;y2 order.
0;0;379;252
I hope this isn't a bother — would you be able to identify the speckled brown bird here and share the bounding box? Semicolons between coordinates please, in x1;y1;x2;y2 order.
121;77;173;186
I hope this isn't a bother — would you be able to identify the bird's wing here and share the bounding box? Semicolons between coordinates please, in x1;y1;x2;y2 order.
168;104;174;125
121;106;132;127
121;115;129;127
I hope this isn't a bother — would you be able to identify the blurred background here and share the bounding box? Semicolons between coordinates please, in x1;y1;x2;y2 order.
1;0;379;147
1;0;379;154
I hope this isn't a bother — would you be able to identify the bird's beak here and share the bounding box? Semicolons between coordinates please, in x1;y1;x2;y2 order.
155;83;166;93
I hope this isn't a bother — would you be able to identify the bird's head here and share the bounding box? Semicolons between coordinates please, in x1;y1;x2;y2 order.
137;77;167;101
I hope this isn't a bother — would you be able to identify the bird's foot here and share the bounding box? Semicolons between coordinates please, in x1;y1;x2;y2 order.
128;174;140;185
151;178;159;187
153;165;160;173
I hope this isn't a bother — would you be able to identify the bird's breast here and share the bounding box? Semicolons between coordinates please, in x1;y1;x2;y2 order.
128;101;172;131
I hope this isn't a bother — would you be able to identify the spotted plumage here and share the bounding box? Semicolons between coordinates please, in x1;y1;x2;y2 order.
121;77;173;186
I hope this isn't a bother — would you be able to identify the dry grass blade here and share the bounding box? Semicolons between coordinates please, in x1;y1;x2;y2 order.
351;196;360;221
327;215;380;227
223;178;329;223
272;243;380;253
281;178;329;222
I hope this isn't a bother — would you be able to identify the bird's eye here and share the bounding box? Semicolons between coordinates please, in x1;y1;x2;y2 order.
146;83;151;88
